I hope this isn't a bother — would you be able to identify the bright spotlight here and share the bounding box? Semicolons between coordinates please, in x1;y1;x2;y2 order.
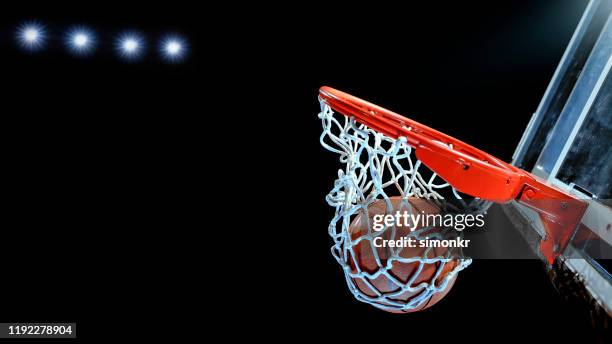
116;33;145;60
160;35;187;62
65;27;96;55
74;33;89;47
166;41;181;55
24;28;39;42
123;39;138;52
16;22;46;51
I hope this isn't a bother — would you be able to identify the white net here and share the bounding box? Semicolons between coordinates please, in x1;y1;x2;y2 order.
318;100;484;312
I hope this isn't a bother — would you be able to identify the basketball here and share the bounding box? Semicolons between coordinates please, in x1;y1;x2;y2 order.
345;196;461;313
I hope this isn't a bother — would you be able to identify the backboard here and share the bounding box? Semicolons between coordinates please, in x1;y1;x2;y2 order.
508;0;612;316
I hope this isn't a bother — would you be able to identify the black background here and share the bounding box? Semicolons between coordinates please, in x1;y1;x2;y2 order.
1;0;607;341
0;1;203;340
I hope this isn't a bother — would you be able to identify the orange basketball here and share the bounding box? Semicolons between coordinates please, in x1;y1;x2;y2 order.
345;196;461;313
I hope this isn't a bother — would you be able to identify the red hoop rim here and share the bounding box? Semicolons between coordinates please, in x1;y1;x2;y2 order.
319;86;518;176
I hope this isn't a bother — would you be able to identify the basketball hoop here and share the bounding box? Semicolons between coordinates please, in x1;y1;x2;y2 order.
318;86;588;312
